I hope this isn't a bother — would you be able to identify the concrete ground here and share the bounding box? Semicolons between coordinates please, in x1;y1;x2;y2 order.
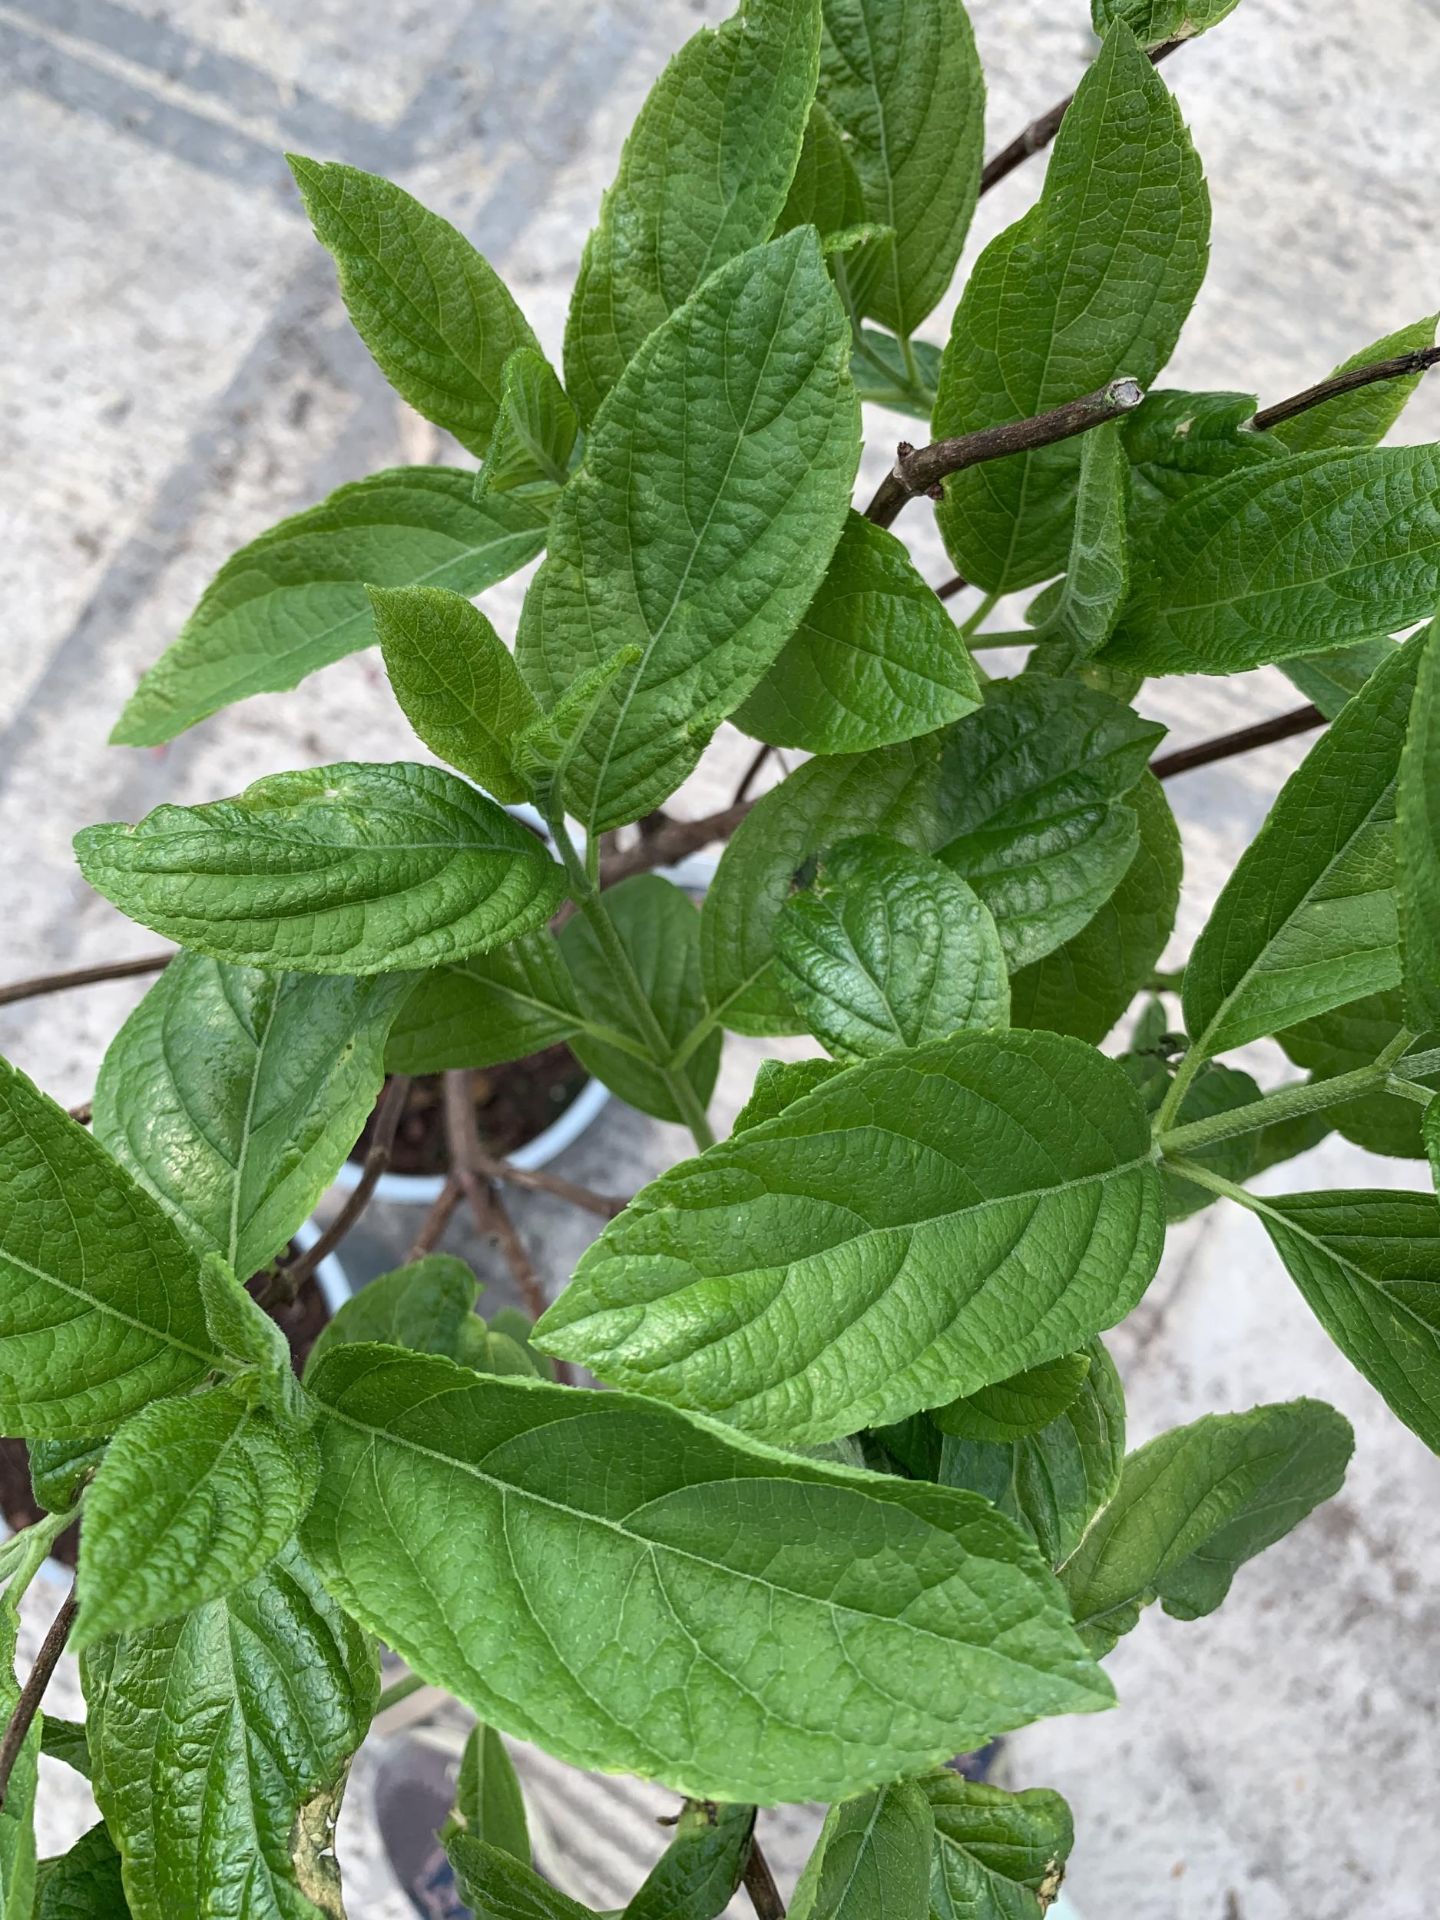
4;0;1440;1914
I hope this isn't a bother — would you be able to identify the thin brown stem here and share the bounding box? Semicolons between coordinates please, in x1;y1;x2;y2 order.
732;741;774;808
600;800;756;887
936;574;969;601
980;37;1183;195
68;1100;93;1126
264;1075;411;1305
442;1071;557;1333
864;378;1145;528
406;1176;464;1261
465;1149;627;1221
0;1589;78;1811
743;1836;786;1920
1151;704;1326;779
0;950;173;1009
1252;345;1440;434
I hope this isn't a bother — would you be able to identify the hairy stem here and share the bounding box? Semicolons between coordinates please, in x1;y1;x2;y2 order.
1156;1059;1406;1158
979;38;1184;194
0;950;173;1009
0;1588;79;1811
1252;346;1440;434
1151;706;1327;779
264;1074;412;1303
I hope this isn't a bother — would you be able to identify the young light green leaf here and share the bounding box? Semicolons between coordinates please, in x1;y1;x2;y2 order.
934;1353;1092;1445
446;1836;592;1920
111;469;546;747
558;877;720;1124
1091;0;1243;45
1103;447;1440;676
1271;316;1438;455
934;26;1209;591
702;736;944;1036
34;1823;128;1920
94;953;409;1278
1061;1399;1353;1655
734;512;982;754
28;1438;106;1513
524;231;860;834
76;761;566;976
1019;423;1131;671
1008;774;1181;1045
475;347;579;502
288;157;539;456
564;0;822;423
624;1801;755;1920
934;680;1165;968
84;1542;378;1920
1282;635;1399;720
923;1773;1074;1920
372;585;542;804
0;1057;219;1437
444;1723;531;1869
303;1345;1110;1804
307;1255;481;1374
386;933;582;1076
775;836;1009;1060
73;1386;319;1652
1278;990;1438;1158
1182;635;1422;1060
194;1254;305;1427
776;99;866;238
816;0;984;337
1398;612;1440;1031
538;1030;1164;1445
1256;1191;1440;1455
790;1780;932;1920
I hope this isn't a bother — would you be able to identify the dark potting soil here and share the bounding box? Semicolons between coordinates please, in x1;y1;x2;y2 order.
350;1046;588;1178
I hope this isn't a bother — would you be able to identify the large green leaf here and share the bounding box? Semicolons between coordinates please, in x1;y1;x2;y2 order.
933;25;1208;591
775;836;1008;1060
288;158;539;456
701;736;943;1036
1271;316;1438;455
1398;613;1440;1031
74;1386;318;1651
564;0;821;423
624;1801;755;1920
1060;1400;1352;1655
1103;446;1440;676
84;1543;377;1920
76;762;565;975
559;877;720;1124
923;1773;1073;1920
34;1825;129;1920
776;99;866;239
790;1779;932;1920
372;585;541;805
1277;990;1439;1158
0;1058;219;1437
934;1353;1093;1445
1091;0;1243;44
1181;635;1422;1061
93;954;408;1277
1255;1191;1440;1456
307;1255;481;1373
1008;773;1181;1045
538;1030;1164;1444
112;470;546;746
815;0;984;337
524;231;859;834
734;513;981;754
386;933;583;1075
934;680;1164;968
304;1345;1110;1804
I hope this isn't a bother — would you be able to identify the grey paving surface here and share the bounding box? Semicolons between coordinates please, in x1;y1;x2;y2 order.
5;1;1440;1914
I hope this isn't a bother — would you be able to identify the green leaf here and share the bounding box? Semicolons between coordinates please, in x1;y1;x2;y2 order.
850;329;941;416
624;1801;755;1920
307;1255;481;1374
815;0;984;337
732;1057;847;1133
933;25;1209;591
28;1438;105;1513
193;1254;305;1427
558;877;720;1124
111;470;546;747
35;1824;128;1920
701;737;944;1036
0;1057;219;1437
934;680;1165;968
387;933;583;1075
73;1386;318;1652
934;1353;1093;1444
372;585;541;805
564;0;822;424
790;1780;932;1920
1255;1192;1440;1455
287;157;539;457
775;836;1008;1060
1120;389;1282;541
1282;635;1399;720
734;513;982;754
1061;1399;1352;1655
524;230;860;834
923;1773;1074;1920
1398;612;1440;1031
537;1030;1164;1444
1181;635;1422;1060
1125;1056;1263;1220
1091;0;1243;46
1008;773;1181;1045
1103;447;1440;676
76;762;566;976
304;1345;1110;1804
38;1717;91;1781
1020;422;1131;670
94;953;409;1277
445;1723;530;1868
475;347;579;502
84;1542;378;1920
1271;316;1438;455
1278;990;1438;1158
446;1836;592;1920
776;99;866;238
